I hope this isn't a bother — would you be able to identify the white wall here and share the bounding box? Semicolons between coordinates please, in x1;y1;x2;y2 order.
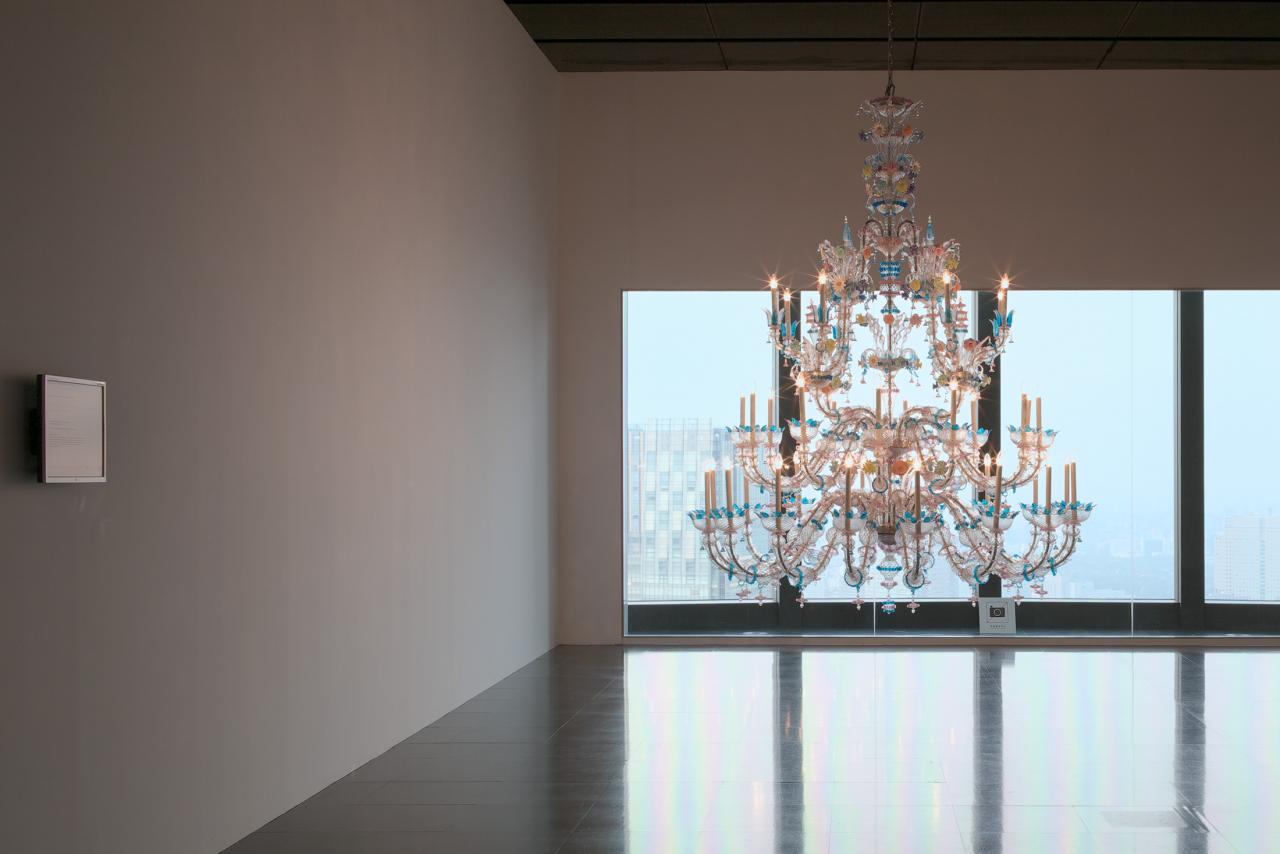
0;2;557;852
555;70;1280;644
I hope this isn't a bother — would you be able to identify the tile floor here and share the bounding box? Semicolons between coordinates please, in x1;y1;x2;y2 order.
223;646;1279;853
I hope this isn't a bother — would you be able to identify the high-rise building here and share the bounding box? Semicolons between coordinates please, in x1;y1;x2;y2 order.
1212;516;1280;601
625;418;735;601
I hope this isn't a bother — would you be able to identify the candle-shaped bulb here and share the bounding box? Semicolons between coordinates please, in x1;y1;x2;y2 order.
817;270;828;286
768;276;779;290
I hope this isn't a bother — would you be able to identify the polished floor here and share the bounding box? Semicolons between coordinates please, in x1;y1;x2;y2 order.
224;646;1279;853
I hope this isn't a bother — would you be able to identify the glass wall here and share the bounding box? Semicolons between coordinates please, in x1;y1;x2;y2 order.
624;288;1280;629
999;291;1176;600
1205;291;1280;602
624;292;776;602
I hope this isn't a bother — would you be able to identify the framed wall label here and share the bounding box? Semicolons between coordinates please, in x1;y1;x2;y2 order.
978;597;1016;635
40;375;106;483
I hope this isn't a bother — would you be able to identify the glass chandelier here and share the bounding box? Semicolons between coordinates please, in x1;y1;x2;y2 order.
688;5;1094;614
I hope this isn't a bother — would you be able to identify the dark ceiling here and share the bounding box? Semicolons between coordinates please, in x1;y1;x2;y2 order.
506;1;1280;70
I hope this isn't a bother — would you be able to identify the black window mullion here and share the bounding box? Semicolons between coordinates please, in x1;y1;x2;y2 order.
974;290;1003;600
1178;291;1206;629
778;291;802;625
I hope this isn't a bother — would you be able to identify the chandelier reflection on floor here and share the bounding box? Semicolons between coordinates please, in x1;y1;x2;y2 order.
688;92;1093;614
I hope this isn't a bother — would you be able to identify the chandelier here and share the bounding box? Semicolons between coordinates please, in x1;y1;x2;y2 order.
688;11;1093;614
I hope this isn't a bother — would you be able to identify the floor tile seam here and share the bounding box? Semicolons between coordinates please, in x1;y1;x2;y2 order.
539;691;608;741
552;800;602;854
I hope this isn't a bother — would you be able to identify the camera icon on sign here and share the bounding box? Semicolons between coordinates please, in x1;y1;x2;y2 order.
988;606;1006;619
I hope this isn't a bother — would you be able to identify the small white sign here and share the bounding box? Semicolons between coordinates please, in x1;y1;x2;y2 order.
41;375;106;483
979;597;1016;635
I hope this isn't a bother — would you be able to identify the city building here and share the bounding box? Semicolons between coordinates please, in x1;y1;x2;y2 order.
1213;516;1280;601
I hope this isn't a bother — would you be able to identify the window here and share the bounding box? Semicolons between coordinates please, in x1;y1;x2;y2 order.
624;292;775;602
1000;291;1176;600
1205;291;1280;602
624;288;1280;633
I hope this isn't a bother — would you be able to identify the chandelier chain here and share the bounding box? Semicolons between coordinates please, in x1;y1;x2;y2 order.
885;0;895;97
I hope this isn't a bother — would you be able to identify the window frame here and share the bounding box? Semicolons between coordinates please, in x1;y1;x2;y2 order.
624;289;1280;636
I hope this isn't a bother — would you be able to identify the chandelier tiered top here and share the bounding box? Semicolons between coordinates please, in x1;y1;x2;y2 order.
689;93;1094;613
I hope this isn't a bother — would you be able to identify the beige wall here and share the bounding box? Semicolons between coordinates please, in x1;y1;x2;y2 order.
0;2;556;852
555;70;1280;644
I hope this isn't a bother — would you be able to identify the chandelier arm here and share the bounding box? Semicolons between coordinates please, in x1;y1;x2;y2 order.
814;393;842;421
806;539;840;582
797;452;836;488
739;524;778;571
1048;526;1080;569
936;525;989;588
1001;455;1036;491
953;454;994;493
737;452;769;488
722;529;761;582
773;531;801;582
701;531;734;573
1018;526;1061;582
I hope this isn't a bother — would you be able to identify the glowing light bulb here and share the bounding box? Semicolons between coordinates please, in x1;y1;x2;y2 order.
999;275;1011;290
942;271;952;284
768;276;779;290
817;271;829;286
783;289;792;302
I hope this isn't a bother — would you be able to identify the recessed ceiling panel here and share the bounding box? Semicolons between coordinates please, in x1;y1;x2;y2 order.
1103;39;1280;68
723;39;892;70
710;2;921;40
1122;2;1280;39
919;1;1132;38
509;3;715;41
508;1;1280;70
914;39;1110;69
541;40;726;71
